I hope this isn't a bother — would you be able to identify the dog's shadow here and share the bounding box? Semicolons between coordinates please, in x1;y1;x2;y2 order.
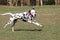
14;29;42;31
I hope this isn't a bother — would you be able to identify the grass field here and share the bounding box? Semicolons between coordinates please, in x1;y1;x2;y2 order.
0;6;60;40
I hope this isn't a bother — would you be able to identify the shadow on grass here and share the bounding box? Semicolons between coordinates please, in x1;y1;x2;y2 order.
14;29;42;31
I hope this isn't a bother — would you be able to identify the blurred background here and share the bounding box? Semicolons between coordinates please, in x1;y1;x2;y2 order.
0;0;60;6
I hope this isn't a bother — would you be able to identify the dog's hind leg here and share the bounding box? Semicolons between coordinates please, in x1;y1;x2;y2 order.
3;20;12;29
12;19;18;32
3;16;15;29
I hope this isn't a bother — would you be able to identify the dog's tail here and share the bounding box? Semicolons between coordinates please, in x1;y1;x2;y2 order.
0;12;13;16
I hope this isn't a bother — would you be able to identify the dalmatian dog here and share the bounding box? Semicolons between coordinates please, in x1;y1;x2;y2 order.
0;8;43;32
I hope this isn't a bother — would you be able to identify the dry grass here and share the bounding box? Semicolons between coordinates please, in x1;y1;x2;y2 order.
0;5;60;40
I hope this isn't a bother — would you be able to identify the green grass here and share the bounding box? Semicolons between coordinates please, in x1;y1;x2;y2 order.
0;5;60;40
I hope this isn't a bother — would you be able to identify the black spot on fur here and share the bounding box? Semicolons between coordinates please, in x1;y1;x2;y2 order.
22;19;27;22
